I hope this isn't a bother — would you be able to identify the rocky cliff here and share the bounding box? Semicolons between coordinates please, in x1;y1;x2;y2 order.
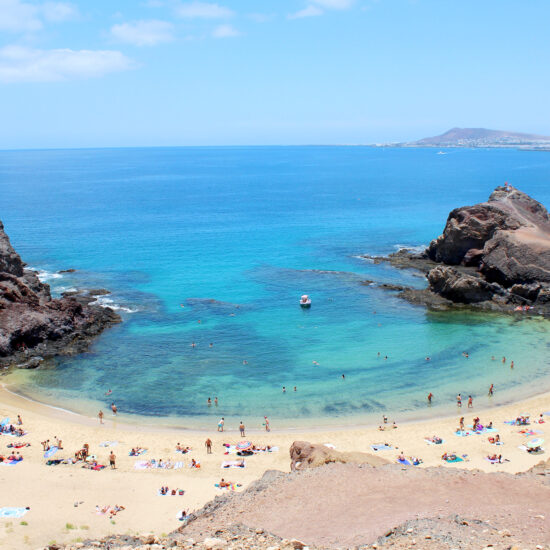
368;186;550;312
0;220;121;369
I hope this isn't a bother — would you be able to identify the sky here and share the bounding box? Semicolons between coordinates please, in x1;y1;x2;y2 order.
1;0;549;148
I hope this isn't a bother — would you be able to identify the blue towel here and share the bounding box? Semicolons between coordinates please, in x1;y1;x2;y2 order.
44;446;58;459
0;507;28;518
397;458;411;465
371;444;392;451
0;418;9;427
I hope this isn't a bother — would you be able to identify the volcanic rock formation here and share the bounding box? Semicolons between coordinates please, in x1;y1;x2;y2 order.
368;186;550;312
0;220;121;368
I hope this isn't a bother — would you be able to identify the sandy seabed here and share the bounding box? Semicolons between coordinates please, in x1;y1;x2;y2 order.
0;382;548;549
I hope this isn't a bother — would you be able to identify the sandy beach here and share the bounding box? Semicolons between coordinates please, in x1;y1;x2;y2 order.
0;383;548;549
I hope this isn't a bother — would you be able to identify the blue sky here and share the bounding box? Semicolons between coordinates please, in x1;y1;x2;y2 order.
1;0;549;148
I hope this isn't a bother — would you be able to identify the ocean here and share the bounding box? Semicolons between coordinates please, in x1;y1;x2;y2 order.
1;146;550;429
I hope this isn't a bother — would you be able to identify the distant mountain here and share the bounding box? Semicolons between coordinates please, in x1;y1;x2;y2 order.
406;127;550;148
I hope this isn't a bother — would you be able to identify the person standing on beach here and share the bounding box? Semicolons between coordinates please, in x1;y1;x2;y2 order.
488;384;494;396
111;403;117;415
456;394;462;407
109;451;116;469
239;421;245;437
459;417;465;431
98;410;104;424
427;392;433;405
218;418;224;432
264;416;270;432
468;395;473;408
16;415;22;425
205;438;212;454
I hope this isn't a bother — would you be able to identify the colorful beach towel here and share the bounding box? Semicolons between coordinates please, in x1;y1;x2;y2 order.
0;507;28;519
44;446;59;459
424;438;445;445
454;431;472;437
445;456;464;463
99;441;118;447
0;459;22;466
371;444;393;451
397;458;411;465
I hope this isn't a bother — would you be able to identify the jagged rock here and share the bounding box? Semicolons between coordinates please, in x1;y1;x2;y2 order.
0;219;121;368
289;441;389;471
374;186;550;313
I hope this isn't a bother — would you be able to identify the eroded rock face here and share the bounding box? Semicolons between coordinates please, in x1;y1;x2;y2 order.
427;186;550;286
0;219;121;368
289;441;389;471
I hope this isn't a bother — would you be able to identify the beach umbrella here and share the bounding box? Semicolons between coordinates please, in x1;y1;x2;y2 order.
236;441;252;451
527;438;544;448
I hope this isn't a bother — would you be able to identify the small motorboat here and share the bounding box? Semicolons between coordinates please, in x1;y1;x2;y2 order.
300;294;311;308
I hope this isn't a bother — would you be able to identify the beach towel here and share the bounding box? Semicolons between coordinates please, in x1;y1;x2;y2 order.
175;448;191;454
129;449;147;456
371;444;392;451
424;438;444;445
445;457;464;463
0;507;28;519
221;460;246;468
323;443;336;449
99;441;118;447
0;418;9;427
0;459;22;466
174;462;184;469
134;461;149;470
454;431;472;437
397;458;411;465
486;457;500;464
44;446;59;459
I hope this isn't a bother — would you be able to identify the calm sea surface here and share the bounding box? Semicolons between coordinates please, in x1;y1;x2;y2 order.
1;146;550;428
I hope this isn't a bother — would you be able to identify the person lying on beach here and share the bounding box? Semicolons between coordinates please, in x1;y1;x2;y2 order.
441;452;457;461
175;443;191;453
378;425;385;431
426;436;443;444
488;434;501;444
487;454;502;463
527;446;543;453
109;505;125;518
129;447;147;456
219;478;232;488
516;416;530;425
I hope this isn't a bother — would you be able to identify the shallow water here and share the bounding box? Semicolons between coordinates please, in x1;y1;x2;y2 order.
2;146;550;428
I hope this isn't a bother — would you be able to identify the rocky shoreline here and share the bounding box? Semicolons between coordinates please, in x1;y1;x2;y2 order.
364;185;550;315
0;220;121;370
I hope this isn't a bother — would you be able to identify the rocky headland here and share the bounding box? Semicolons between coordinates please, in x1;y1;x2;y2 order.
0;220;121;370
366;185;550;314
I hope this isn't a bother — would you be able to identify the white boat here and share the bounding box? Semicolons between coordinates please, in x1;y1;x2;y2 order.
437;151;447;155
300;294;311;308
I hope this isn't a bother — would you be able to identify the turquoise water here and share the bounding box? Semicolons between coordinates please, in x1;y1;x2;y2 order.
1;146;550;428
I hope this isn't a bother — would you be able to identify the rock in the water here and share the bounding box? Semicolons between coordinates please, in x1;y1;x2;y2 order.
374;186;550;313
0;219;121;368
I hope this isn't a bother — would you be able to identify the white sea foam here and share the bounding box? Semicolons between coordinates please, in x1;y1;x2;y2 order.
92;295;139;314
393;243;427;254
30;269;64;283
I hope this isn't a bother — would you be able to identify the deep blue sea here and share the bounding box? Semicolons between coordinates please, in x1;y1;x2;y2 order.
1;146;550;429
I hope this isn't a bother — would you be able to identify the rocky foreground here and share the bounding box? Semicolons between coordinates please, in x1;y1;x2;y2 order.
42;443;550;550
366;185;550;314
0;220;120;369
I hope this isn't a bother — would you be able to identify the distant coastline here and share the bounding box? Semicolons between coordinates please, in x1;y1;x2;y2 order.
375;126;550;151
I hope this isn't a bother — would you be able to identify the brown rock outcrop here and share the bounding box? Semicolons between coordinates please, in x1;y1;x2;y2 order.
289;440;389;471
0;219;121;368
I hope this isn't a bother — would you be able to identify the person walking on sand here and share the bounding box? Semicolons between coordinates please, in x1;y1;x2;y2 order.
427;392;433;405
468;395;473;408
98;410;104;424
109;451;116;469
264;416;270;432
239;421;245;437
111;402;117;415
488;384;494;396
217;418;224;432
205;438;212;454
